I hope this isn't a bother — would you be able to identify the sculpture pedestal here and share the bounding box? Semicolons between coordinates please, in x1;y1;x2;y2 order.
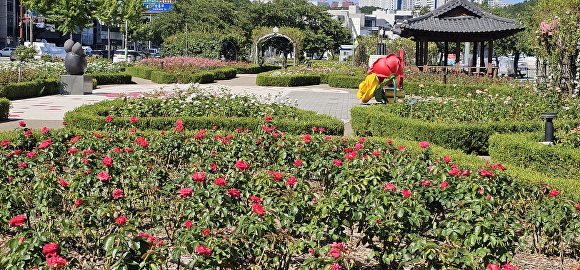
60;75;93;95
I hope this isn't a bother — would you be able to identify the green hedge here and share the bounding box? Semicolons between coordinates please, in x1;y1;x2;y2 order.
63;99;345;135
350;105;579;155
0;98;10;120
256;72;321;87
327;74;366;88
212;68;237;80
0;79;59;100
235;64;281;74
89;73;133;85
150;71;177;84
489;132;580;181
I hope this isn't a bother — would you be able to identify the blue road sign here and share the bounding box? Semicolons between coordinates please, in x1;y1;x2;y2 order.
144;3;173;12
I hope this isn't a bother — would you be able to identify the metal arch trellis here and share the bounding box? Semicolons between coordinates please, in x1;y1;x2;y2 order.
252;29;301;67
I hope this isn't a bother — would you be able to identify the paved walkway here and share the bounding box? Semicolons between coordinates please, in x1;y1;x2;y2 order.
0;74;362;135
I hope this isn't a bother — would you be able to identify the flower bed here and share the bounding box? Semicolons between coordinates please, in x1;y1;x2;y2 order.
63;85;345;135
1;121;579;269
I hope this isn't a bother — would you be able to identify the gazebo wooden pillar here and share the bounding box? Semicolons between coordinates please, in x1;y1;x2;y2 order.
396;0;524;76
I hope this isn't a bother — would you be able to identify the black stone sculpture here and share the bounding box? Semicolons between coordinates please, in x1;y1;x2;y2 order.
64;39;87;75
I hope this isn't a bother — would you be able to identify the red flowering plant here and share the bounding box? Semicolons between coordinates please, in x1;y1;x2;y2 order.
1;124;580;269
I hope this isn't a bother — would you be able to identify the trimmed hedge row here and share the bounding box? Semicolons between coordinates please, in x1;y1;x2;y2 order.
0;79;59;100
235;64;280;74
130;65;280;84
256;73;321;87
326;74;366;88
62;99;345;135
350;105;580;155
132;67;238;84
489;132;580;181
89;73;133;85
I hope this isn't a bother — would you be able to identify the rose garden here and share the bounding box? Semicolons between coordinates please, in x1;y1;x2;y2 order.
1;56;580;270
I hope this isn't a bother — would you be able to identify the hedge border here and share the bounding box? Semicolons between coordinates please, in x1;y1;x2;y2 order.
63;99;345;135
0;79;59;100
489;132;580;181
350;105;580;155
256;72;321;87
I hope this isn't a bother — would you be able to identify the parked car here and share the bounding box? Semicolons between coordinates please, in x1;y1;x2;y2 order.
91;50;110;58
0;47;16;57
112;50;145;63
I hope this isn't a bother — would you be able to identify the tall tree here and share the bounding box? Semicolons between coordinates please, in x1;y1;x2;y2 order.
21;0;95;38
487;0;537;77
94;0;145;55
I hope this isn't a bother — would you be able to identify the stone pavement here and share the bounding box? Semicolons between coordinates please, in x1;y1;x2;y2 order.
0;74;362;135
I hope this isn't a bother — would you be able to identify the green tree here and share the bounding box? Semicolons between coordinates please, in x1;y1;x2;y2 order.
486;1;537;78
248;0;350;58
534;0;580;93
21;0;95;37
94;0;146;57
359;6;381;14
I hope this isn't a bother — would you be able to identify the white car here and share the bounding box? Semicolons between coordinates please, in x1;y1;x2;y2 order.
112;50;145;63
0;47;16;57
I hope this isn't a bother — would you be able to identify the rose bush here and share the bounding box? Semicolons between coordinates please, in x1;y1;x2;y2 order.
0;121;579;269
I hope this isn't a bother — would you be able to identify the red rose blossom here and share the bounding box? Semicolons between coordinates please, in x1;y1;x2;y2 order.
201;229;211;236
268;170;283;181
252;203;266;216
129;116;139;123
42;242;59;255
105;116;113;122
235;160;250;171
227;188;241;197
214;177;226;186
548;190;561;197
184;220;193;228
196;245;212;255
112;189;124;199
401;189;412;198
115;216;127;225
102;156;113;167
179;188;193;198
419;141;430;148
192;172;206;183
9;215;26;226
97;171;111;181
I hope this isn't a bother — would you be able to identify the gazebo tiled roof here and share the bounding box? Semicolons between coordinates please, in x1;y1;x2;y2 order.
397;0;525;42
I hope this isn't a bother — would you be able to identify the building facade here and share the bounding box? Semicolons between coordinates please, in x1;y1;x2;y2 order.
0;0;19;48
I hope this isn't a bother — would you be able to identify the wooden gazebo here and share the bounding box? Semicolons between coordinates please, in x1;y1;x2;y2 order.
396;0;524;75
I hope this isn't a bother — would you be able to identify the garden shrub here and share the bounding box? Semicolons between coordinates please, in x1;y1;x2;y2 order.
0;124;576;269
0;79;60;100
89;73;132;85
150;71;177;84
0;98;10;120
212;68;237;80
256;72;320;87
235;64;280;74
327;74;366;88
175;71;215;84
489;132;580;181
